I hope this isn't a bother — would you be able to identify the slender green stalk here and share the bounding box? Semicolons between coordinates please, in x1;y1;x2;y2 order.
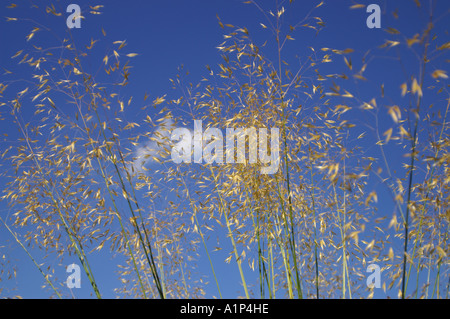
63;86;147;298
332;180;351;299
91;149;148;298
60;46;160;297
431;261;442;299
446;273;449;299
93;109;164;298
273;174;295;298
244;184;270;298
407;98;450;296
208;166;249;298
401;123;418;299
114;143;165;297
76;56;164;298
0;216;62;299
425;255;432;298
13;113;101;298
309;151;320;299
343;155;352;299
155;237;166;297
401;6;433;299
269;237;276;298
179;175;222;298
273;3;302;296
281;114;303;299
63;23;162;298
178;253;189;298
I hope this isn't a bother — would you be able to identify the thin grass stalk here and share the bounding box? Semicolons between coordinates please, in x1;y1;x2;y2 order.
258;215;272;298
401;123;418;299
402;29;432;300
72;44;164;297
431;260;442;299
261;240;272;298
274;16;303;298
343;155;352;299
261;213;273;298
281;114;303;299
425;255;432;298
401;4;435;298
177;249;189;298
273;175;294;298
61;86;147;297
13;113;102;298
309;151;320;299
179;175;222;298
64;90;147;298
93;109;165;298
275;222;293;298
332;181;350;299
61;49;156;297
90;147;148;298
0;216;62;298
114;142;165;297
273;3;302;296
407;98;450;296
244;185;269;298
432;225;448;299
345;256;352;299
143;270;156;299
208;166;249;298
180;265;189;298
155;239;166;297
62;25;157;298
269;237;276;298
446;272;449;299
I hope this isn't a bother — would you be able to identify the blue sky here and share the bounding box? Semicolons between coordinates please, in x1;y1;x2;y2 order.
0;0;448;299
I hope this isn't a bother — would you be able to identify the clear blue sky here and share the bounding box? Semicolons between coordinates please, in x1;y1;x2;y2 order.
0;0;448;298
